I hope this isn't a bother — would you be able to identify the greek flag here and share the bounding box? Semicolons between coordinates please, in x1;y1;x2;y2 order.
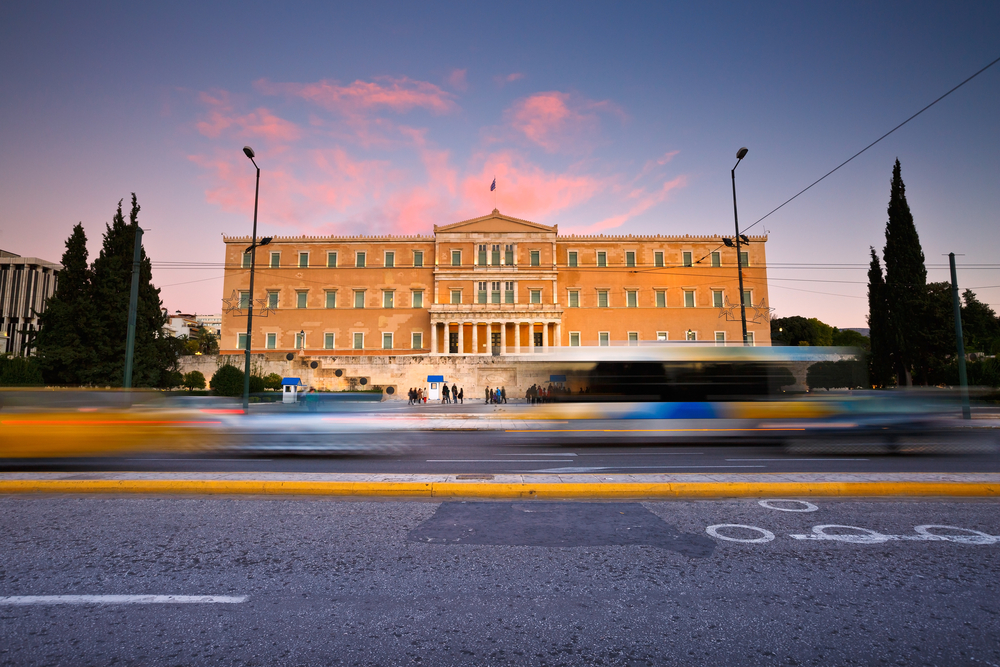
490;178;496;192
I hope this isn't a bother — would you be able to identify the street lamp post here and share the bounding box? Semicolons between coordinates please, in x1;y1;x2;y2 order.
242;146;260;414
731;147;749;346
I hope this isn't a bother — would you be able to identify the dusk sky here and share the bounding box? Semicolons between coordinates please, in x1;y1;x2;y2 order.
1;1;998;327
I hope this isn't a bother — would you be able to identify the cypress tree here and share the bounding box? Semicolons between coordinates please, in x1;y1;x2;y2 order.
88;194;177;387
882;159;927;385
866;247;893;387
34;223;98;385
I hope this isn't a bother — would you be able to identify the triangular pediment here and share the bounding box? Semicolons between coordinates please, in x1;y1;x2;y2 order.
435;210;556;234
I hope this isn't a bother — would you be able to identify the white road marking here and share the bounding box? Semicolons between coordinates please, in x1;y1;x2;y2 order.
758;499;819;512
790;524;1000;544
0;595;247;605
706;524;775;543
526;465;767;473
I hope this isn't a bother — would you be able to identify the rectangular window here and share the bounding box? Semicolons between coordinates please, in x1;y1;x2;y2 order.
354;291;365;308
237;333;248;350
655;290;666;308
478;281;487;304
296;291;307;309
271;252;281;268
740;251;749;267
239;291;250;309
747;331;755;346
356;251;366;268
713;290;723;308
715;332;726;346
598;290;609;308
353;332;363;350
626;290;637;308
711;251;720;268
298;252;309;268
684;290;695;308
478;244;487;266
567;332;580;347
628;332;638;345
241;253;251;268
450;289;461;305
625;251;635;267
267;291;278;309
654;251;664;268
504;281;514;304
743;290;752;306
568;251;578;267
413;250;423;267
530;289;542;304
412;290;423;309
597;251;607;267
504;244;514;265
491;281;501;304
327;251;337;268
657;331;668;341
411;332;422;350
383;291;394;309
265;332;276;350
530;249;540;266
384;251;394;268
682;251;692;267
325;333;335;350
295;331;305;349
382;333;393;350
325;291;336;309
686;330;697;341
451;250;462;266
599;332;610;346
568;290;580;308
491;244;500;266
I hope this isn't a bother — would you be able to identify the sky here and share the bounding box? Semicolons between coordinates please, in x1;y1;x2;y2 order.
1;1;998;327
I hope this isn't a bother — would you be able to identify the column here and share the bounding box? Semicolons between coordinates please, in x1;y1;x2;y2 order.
471;321;478;356
458;321;465;355
430;321;438;355
542;322;549;352
500;321;507;355
554;322;561;347
514;322;521;355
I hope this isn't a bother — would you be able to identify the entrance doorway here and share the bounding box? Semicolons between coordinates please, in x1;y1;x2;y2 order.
449;332;459;354
533;331;543;350
491;332;501;356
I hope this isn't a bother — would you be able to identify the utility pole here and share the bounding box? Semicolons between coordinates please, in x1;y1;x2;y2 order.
731;147;749;345
949;252;971;419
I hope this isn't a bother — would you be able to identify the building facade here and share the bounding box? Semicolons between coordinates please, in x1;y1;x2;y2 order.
220;210;771;355
0;250;61;356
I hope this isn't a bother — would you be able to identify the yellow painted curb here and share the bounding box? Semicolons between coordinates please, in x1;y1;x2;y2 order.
0;480;997;498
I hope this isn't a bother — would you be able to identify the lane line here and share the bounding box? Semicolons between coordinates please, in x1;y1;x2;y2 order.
0;595;247;605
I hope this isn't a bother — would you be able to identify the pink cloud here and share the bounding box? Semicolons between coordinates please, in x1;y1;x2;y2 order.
255;76;458;116
563;175;688;234
447;68;468;91
505;91;622;153
494;72;525;86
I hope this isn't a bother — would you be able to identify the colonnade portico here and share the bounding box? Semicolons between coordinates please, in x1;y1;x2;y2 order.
427;318;562;355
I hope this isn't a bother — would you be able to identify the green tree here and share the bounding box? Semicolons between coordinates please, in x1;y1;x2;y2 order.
0;356;45;386
867;246;893;387
87;195;178;387
832;328;870;350
34;223;99;385
770;316;832;347
882;159;927;385
961;289;1000;355
210;364;244;397
183;370;206;392
263;373;282;390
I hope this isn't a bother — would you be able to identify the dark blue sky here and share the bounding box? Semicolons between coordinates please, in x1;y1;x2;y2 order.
2;1;997;324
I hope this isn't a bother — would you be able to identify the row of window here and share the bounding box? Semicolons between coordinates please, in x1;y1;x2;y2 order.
240;249;751;269
235;329;756;351
241;287;753;309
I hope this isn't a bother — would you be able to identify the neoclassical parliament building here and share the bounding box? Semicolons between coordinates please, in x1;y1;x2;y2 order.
220;210;771;356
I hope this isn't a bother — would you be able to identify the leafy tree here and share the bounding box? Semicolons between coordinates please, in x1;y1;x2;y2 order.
961;290;1000;355
832;328;870;350
162;370;184;389
87;195;178;387
770;316;832;347
34;223;99;385
191;326;219;355
806;359;867;391
882;159;927;385
0;356;44;386
866;247;893;387
183;370;206;392
263;373;282;390
210;364;244;397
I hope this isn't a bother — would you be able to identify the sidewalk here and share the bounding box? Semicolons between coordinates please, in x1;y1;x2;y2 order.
1;472;998;498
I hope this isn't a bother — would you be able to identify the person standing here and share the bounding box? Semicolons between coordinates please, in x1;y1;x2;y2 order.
458;387;464;404
442;383;450;404
485;386;490;404
451;383;458;404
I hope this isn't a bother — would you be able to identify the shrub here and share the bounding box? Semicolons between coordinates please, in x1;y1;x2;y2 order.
249;374;265;393
0;356;44;386
162;370;184;389
210;364;244;397
183;370;206;392
263;373;282;391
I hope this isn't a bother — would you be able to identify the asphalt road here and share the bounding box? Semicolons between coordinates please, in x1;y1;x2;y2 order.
2;495;998;665
4;432;1000;475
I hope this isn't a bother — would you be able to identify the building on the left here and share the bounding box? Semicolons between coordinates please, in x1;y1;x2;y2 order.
0;249;61;356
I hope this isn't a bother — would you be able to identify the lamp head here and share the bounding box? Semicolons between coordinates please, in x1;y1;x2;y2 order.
722;238;735;248
736;147;748;160
243;146;256;159
259;237;273;247
739;234;751;244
